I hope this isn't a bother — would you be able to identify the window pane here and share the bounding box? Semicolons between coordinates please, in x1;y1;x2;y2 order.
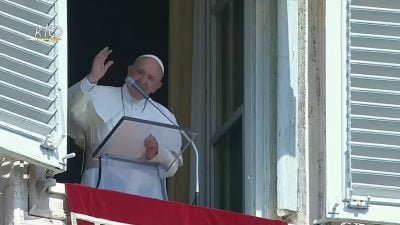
214;118;243;212
215;0;243;127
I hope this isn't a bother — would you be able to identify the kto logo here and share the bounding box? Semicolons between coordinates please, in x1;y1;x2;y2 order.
31;25;63;41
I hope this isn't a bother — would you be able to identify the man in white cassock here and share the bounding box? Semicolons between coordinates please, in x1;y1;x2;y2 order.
68;47;182;199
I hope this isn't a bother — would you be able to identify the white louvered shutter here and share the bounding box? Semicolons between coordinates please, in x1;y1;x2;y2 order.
0;0;68;171
348;0;400;206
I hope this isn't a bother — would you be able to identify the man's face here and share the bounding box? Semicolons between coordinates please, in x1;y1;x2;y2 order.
127;57;162;99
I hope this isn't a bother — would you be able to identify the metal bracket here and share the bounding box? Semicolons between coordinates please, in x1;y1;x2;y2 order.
347;190;371;209
40;134;66;150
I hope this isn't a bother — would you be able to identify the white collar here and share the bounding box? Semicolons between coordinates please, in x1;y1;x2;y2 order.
121;84;146;108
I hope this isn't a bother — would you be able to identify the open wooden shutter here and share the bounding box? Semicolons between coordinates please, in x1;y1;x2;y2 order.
0;0;68;171
348;0;400;204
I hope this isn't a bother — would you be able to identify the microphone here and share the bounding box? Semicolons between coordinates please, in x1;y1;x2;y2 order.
125;76;200;206
125;76;150;100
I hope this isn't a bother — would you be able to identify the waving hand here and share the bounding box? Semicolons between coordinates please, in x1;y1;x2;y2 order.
87;47;114;83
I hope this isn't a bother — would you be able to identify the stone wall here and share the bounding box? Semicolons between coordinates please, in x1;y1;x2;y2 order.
0;157;68;225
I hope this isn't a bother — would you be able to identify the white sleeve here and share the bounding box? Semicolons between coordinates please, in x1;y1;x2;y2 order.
67;76;97;148
80;76;97;93
149;110;183;177
149;146;181;177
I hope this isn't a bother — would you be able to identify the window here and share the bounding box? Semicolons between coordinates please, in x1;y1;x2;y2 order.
193;0;275;215
0;0;68;171
210;0;244;213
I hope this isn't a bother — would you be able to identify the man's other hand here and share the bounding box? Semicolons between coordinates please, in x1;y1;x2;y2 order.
144;134;158;160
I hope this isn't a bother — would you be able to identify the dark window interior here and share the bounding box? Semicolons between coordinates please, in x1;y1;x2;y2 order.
55;0;169;182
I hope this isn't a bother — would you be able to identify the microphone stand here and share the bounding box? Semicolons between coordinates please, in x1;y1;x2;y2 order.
126;77;200;206
165;124;199;206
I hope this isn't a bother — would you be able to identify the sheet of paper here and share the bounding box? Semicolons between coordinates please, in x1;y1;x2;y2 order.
100;120;154;160
95;118;182;161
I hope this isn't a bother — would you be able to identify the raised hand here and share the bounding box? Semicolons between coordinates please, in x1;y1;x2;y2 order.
144;134;159;160
87;47;114;83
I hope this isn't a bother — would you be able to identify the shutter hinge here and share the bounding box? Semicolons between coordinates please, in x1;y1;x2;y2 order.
347;190;371;209
40;134;66;150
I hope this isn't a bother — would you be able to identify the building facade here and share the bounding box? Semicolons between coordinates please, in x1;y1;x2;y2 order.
1;0;399;224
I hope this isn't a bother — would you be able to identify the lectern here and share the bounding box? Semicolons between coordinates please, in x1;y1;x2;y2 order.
92;116;196;200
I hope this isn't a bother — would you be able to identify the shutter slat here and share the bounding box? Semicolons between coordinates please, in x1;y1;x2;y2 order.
351;74;400;82
352;0;400;9
351;142;400;160
0;0;54;26
352;63;400;78
0;67;54;96
352;115;400;133
351;87;400;105
351;6;400;24
351;128;400;136
0;11;42;36
352;169;400;188
11;0;55;14
0;39;54;68
352;32;400;41
351;36;400;51
351;22;400;37
0;95;55;123
351;141;400;151
0;54;55;82
0;81;54;109
351;48;400;65
352;5;400;13
351;128;400;146
0;120;44;141
351;74;400;92
351;60;400;68
351;101;400;119
352;156;400;173
0;108;53;136
0;26;54;54
352;183;400;200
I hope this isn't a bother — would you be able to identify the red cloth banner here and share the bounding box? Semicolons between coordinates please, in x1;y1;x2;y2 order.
66;183;287;225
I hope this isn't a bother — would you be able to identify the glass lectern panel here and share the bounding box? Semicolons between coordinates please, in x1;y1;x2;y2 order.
90;116;196;200
92;116;196;161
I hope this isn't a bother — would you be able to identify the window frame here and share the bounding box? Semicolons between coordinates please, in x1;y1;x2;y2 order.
196;0;276;216
243;0;277;217
209;0;244;211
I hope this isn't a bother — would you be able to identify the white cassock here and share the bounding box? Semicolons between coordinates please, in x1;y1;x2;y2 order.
67;77;182;199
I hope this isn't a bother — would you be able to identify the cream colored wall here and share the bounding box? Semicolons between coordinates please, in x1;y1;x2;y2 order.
297;0;309;223
295;0;326;224
168;0;194;203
